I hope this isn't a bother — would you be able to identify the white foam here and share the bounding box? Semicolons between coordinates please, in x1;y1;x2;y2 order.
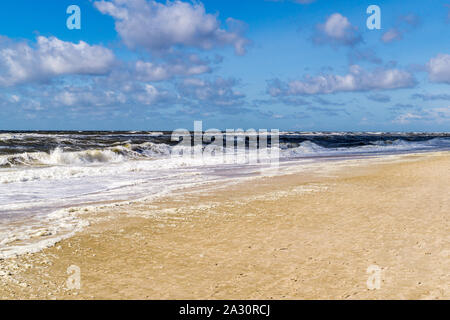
0;136;449;259
281;138;450;157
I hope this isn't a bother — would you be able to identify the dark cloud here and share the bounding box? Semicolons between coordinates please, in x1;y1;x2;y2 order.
381;13;421;44
307;106;350;117
389;103;420;113
411;93;450;101
367;94;391;103
313;97;345;106
177;77;246;109
348;48;383;65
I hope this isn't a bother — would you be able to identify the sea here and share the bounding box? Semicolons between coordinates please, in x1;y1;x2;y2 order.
1;131;449;258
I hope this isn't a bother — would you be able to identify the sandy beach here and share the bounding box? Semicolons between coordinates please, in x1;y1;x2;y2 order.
0;151;449;300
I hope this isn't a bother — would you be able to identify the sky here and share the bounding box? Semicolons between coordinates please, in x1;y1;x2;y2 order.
0;0;449;131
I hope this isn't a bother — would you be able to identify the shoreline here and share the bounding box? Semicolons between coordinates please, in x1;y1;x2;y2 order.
1;151;449;299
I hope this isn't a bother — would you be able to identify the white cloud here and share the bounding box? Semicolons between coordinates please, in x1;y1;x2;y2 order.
393;106;450;124
0;36;115;86
268;65;416;96
313;13;362;46
178;77;245;107
135;84;171;105
392;112;423;124
53;89;127;107
431;106;450;118
94;0;249;55
427;53;450;84
49;79;175;109
135;54;211;81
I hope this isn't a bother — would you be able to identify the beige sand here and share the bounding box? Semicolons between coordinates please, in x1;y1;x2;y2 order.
0;152;449;300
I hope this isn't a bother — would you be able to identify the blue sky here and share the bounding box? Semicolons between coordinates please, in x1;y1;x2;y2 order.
0;0;449;131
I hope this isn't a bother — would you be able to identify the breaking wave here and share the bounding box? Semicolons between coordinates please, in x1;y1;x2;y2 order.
0;142;173;168
1;137;449;169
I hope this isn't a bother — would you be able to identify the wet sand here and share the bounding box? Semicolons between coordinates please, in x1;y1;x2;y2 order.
0;152;449;300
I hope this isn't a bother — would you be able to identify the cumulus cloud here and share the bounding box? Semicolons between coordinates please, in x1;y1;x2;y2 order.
392;112;424;124
178;77;246;108
134;84;175;106
53;87;127;108
312;13;362;47
267;65;416;96
427;53;450;84
33;74;246;114
0;36;115;86
393;106;450;124
94;0;249;55
134;54;211;81
35;78;175;110
8;65;243;113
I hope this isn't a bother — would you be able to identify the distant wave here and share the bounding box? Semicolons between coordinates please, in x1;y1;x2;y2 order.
1;137;449;170
281;137;450;157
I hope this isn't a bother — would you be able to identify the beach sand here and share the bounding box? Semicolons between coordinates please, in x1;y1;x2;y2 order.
0;152;449;300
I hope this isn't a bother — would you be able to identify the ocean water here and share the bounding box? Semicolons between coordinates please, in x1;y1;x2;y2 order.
1;131;449;258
